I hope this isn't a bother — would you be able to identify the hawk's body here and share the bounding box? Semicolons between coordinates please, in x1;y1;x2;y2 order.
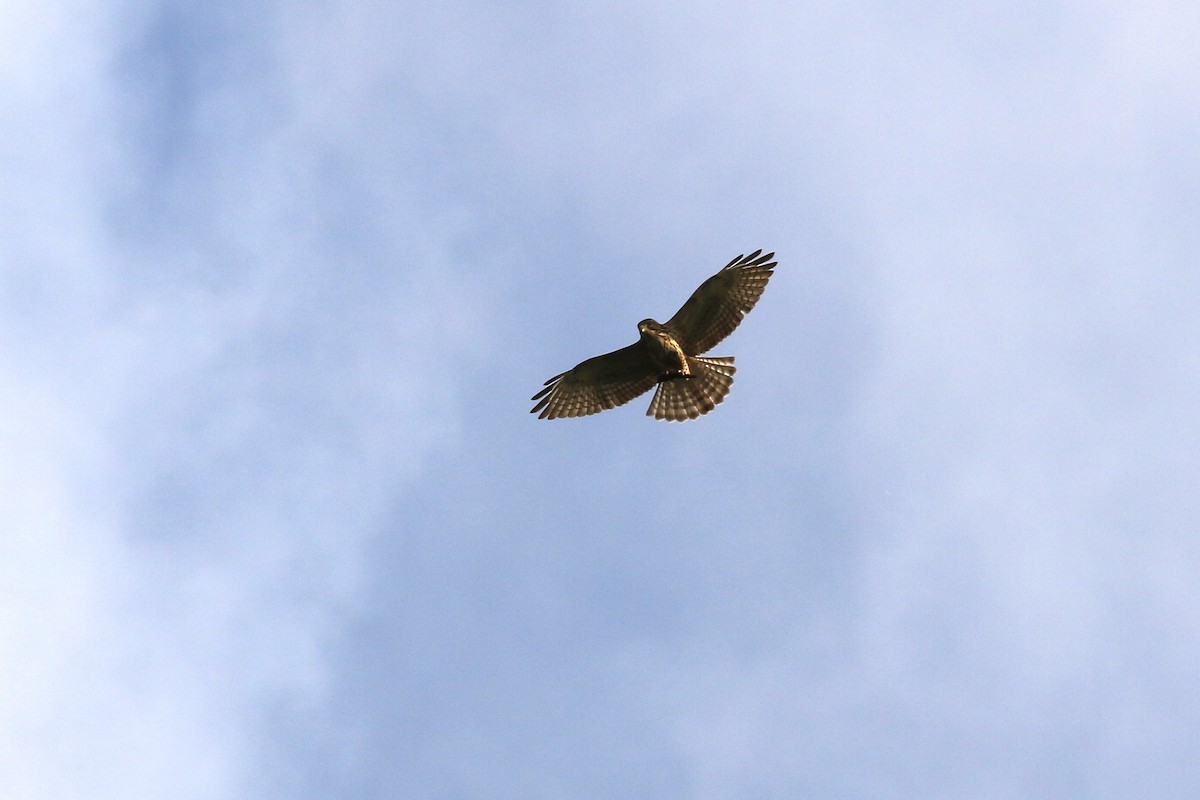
531;250;776;421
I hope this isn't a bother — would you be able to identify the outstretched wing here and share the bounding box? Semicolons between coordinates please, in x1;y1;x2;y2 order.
531;342;659;419
664;250;776;354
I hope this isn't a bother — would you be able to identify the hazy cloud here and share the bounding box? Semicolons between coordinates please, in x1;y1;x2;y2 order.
3;2;1197;798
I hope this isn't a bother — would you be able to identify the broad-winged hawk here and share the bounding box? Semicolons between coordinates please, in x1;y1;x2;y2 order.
531;249;776;421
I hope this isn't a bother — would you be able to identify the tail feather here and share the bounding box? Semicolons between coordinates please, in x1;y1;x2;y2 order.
646;356;736;422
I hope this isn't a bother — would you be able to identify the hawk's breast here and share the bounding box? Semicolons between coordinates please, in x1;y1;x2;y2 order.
639;323;690;377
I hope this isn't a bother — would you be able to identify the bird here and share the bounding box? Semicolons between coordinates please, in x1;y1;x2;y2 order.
531;249;776;421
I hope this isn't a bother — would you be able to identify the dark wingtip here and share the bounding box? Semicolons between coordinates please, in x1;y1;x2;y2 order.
531;375;562;402
725;249;776;271
746;250;776;271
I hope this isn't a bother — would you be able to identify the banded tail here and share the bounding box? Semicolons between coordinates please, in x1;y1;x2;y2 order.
646;356;736;422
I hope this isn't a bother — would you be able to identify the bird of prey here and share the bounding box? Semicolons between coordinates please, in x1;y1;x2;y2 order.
531;249;776;422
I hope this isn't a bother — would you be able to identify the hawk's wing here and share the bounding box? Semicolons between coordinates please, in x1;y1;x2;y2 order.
664;250;776;354
531;342;659;419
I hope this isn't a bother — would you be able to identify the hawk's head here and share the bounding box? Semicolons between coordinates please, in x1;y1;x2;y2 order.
637;318;664;335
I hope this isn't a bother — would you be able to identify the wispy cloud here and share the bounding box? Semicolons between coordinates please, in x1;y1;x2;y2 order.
3;2;1198;798
3;3;488;796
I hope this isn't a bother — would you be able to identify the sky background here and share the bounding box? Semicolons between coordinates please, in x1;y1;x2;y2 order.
4;1;1199;797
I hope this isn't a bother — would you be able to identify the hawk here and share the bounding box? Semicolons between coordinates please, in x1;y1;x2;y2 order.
531;249;776;422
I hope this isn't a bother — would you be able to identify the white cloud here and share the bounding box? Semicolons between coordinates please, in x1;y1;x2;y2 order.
1;2;491;797
4;2;1198;798
584;5;1200;796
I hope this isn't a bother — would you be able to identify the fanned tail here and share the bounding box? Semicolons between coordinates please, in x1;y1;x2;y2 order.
646;357;736;422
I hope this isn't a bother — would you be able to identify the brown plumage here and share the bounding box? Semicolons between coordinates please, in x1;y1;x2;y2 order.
531;250;775;422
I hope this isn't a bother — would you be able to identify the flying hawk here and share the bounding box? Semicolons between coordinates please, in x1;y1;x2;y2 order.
531;250;776;421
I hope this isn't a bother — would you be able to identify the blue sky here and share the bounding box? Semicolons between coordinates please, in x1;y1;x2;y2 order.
4;1;1199;797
